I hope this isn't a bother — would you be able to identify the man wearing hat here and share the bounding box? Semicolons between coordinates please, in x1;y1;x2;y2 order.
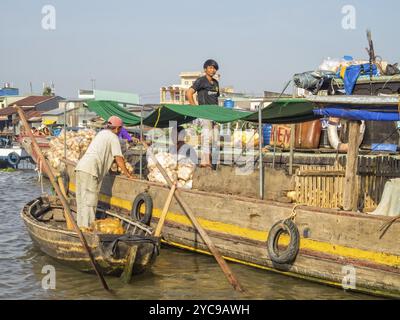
186;59;220;168
75;116;134;228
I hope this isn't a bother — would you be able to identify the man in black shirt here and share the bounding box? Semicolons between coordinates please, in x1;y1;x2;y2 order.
186;59;220;168
187;59;220;105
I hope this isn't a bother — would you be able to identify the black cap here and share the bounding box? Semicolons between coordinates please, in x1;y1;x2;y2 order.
203;59;219;71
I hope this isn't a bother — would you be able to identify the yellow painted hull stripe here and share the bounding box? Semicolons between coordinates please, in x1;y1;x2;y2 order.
162;240;400;299
69;183;400;268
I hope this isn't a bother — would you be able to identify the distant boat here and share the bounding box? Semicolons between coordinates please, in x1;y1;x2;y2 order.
0;134;30;168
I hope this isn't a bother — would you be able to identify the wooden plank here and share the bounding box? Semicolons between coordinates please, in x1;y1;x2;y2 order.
154;183;177;237
343;121;361;211
322;166;326;208
317;169;321;207
297;170;346;177
120;246;138;284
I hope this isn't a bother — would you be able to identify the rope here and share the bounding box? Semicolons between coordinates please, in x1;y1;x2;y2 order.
287;203;304;222
379;215;400;239
154;106;162;128
366;128;399;154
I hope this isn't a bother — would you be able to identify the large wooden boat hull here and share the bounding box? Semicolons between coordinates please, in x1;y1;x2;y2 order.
66;165;400;298
21;197;159;276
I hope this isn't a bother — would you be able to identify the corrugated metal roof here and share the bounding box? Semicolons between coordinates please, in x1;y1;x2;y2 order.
10;96;56;106
0;106;17;116
42;106;79;116
25;110;44;120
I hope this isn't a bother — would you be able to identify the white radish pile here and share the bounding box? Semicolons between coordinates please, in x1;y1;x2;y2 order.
46;129;96;171
45;129;134;175
147;152;195;189
110;160;134;175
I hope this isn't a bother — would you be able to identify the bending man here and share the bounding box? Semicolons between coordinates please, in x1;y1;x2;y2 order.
75;116;134;228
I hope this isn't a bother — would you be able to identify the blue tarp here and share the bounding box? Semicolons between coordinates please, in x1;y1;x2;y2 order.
341;63;378;95
313;108;400;121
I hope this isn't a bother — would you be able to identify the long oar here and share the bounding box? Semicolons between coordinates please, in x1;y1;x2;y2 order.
17;107;111;292
138;139;244;292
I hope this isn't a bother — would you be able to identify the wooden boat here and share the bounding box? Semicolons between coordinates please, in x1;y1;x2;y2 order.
63;163;400;298
19;135;51;165
21;195;160;277
0;134;30;168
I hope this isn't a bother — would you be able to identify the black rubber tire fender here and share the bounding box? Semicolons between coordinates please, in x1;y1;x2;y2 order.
7;152;20;167
267;219;300;264
131;193;153;226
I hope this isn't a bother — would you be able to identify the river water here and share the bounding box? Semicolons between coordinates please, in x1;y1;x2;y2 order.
0;170;378;300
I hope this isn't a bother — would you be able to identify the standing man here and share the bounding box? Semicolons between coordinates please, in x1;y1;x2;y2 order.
186;59;220;168
75;116;134;229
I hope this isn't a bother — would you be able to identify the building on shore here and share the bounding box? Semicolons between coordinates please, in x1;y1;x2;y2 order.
0;83;27;109
160;71;225;105
0;83;19;97
42;99;97;127
0;96;65;134
78;89;140;107
9;95;65;112
219;90;292;111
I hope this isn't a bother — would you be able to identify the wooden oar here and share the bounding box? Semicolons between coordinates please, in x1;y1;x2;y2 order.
154;182;177;237
17;107;111;292
138;139;244;292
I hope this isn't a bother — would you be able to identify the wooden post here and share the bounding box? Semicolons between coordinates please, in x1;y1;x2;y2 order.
272;126;277;169
154;182;177;237
120;246;138;284
289;124;295;175
258;104;264;200
343;121;360;211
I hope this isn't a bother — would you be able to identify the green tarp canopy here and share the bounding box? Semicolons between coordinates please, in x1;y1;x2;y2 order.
244;98;320;124
86;99;319;129
143;104;253;128
86;100;141;126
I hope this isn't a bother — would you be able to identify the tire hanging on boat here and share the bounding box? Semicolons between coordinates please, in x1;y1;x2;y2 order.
267;219;300;264
7;152;20;167
131;193;153;226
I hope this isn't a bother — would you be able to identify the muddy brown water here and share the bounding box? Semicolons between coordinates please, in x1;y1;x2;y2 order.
0;170;379;300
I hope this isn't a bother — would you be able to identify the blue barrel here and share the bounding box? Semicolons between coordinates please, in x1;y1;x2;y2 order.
224;99;234;109
262;124;272;146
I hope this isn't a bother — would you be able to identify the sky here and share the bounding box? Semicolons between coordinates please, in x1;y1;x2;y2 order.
1;0;399;103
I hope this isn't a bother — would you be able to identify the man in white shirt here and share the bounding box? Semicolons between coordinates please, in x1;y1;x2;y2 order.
75;116;134;228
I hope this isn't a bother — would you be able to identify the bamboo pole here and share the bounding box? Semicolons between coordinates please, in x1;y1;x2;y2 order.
154;182;177;237
140;105;144;180
258;104;264;200
140;140;244;292
17;107;111;292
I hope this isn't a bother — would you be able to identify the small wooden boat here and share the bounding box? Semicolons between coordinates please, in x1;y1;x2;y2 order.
21;195;160;277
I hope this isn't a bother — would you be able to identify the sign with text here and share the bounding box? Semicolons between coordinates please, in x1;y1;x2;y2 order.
270;125;292;149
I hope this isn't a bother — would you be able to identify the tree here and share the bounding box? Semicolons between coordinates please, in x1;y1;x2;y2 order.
42;86;53;96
